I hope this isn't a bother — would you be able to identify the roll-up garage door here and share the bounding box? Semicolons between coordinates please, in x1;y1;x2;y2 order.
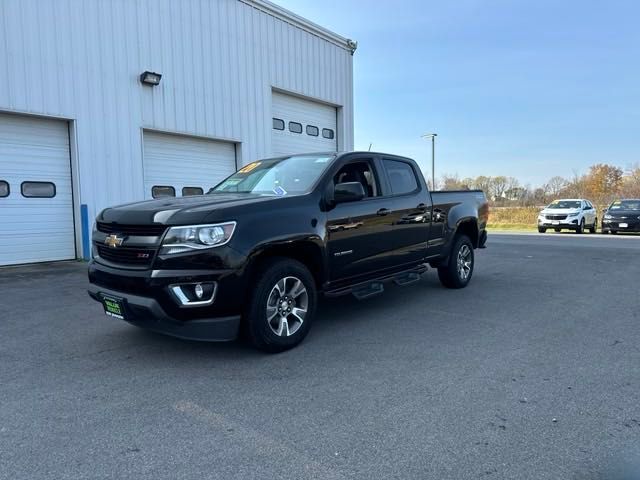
142;131;236;199
272;92;338;156
0;113;75;266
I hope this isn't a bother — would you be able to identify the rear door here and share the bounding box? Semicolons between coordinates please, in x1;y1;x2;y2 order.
326;155;397;281
380;157;431;265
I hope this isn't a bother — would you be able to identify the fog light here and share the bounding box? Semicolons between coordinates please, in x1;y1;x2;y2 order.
194;283;204;299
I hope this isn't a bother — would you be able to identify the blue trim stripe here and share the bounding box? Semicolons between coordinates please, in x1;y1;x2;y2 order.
80;204;90;260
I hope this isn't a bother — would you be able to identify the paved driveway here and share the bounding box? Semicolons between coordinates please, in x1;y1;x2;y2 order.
1;234;639;479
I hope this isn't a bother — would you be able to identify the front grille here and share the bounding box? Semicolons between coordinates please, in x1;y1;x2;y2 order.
97;245;155;266
546;214;567;220
97;222;166;236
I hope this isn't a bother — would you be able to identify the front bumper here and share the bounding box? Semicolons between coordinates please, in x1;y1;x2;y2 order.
601;219;640;232
88;285;240;341
538;218;581;228
88;260;244;341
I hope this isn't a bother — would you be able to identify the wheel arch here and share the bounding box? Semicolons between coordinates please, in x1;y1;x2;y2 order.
244;239;326;293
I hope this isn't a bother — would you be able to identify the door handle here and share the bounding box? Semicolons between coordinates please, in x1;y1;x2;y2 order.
377;208;390;216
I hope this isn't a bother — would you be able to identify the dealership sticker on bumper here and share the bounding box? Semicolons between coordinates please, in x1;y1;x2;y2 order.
102;295;125;320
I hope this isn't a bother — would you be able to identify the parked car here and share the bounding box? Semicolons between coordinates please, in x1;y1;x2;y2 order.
537;199;597;233
88;152;488;352
601;199;640;234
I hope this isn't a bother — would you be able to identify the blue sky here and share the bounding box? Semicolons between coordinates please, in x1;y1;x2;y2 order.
275;0;640;186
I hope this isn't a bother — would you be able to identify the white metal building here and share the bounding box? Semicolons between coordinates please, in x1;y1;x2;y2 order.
0;0;355;266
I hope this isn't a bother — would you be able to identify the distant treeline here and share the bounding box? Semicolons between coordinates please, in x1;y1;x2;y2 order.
437;164;640;206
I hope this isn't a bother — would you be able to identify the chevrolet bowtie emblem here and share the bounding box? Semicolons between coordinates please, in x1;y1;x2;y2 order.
104;234;124;248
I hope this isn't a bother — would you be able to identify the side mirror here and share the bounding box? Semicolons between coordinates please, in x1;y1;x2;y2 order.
334;182;365;203
583;206;589;211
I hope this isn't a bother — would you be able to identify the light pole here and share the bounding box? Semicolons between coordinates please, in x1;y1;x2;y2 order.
421;133;437;190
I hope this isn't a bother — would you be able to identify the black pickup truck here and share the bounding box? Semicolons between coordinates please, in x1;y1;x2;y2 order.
88;152;488;352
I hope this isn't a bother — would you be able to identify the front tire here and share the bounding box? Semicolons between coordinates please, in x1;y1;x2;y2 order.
538;227;546;233
589;218;597;234
576;218;584;234
438;235;474;289
244;258;317;353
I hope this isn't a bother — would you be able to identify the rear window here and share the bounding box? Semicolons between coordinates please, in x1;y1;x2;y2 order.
152;186;176;198
383;160;418;195
21;181;56;198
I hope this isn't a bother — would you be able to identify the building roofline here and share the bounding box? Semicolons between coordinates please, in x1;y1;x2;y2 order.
240;0;357;54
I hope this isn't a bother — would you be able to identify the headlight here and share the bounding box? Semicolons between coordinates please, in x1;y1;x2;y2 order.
160;222;236;255
604;214;613;220
568;211;581;216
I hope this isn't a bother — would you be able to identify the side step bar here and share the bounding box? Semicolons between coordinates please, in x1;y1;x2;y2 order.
325;264;428;300
352;282;384;300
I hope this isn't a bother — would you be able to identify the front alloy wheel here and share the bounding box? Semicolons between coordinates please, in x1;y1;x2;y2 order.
266;276;308;337
244;258;316;352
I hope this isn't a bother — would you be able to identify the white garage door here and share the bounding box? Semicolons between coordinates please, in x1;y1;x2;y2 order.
0;113;75;266
143;131;236;199
272;92;338;156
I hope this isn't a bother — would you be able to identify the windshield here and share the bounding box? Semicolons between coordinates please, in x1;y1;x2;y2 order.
547;200;581;209
609;200;640;211
210;155;334;196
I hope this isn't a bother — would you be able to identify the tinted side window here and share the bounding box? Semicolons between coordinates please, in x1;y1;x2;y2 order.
182;187;203;196
22;181;56;198
0;180;8;198
152;186;176;198
383;159;418;195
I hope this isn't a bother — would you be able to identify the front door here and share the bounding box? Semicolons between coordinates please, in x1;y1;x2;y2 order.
326;158;396;281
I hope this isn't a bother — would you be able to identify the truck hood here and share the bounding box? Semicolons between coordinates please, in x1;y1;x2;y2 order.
98;193;285;225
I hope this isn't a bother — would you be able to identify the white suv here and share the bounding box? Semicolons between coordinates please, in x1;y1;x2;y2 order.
537;199;597;234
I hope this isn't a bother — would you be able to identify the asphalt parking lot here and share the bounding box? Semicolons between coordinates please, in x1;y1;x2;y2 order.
1;233;640;480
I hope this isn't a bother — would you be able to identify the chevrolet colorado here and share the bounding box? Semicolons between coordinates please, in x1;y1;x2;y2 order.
88;152;488;352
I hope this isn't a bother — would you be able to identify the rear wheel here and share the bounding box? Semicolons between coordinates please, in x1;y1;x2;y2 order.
438;235;474;289
554;228;561;232
611;230;618;235
244;258;317;353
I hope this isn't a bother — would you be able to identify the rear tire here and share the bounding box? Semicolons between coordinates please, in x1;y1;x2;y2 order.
438;235;474;289
244;258;317;353
611;230;618;235
554;228;561;232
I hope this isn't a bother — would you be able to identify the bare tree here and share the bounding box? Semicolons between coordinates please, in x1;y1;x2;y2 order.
546;176;568;198
490;176;509;200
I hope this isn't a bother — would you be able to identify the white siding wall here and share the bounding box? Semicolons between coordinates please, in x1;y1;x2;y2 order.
0;0;354;254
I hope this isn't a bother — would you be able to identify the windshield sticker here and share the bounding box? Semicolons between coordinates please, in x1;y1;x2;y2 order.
273;185;287;196
239;162;261;174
